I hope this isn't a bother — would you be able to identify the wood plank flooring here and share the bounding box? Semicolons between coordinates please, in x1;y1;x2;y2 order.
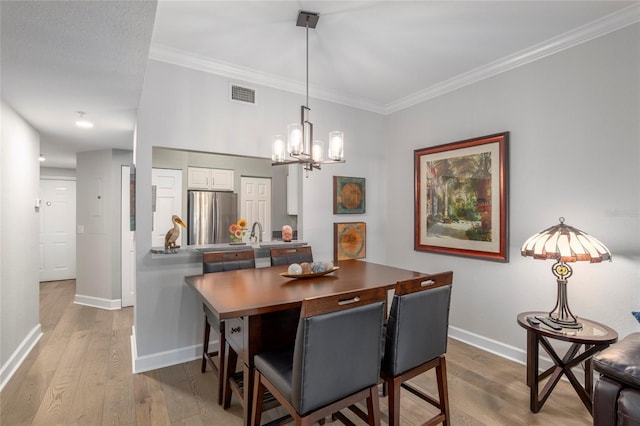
0;280;592;425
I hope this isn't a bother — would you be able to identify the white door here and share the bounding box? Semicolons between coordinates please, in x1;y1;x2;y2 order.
121;166;135;307
152;168;183;248
39;179;76;281
240;177;271;242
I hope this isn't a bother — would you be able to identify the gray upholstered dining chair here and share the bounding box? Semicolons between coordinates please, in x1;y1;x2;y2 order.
201;249;255;405
250;287;387;426
381;271;453;426
269;246;313;266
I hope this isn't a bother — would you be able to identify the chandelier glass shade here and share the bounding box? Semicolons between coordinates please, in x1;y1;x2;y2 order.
271;11;344;172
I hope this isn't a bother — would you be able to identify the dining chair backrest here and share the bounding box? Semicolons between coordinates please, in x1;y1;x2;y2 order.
270;246;313;266
291;287;386;415
382;271;453;377
202;249;256;274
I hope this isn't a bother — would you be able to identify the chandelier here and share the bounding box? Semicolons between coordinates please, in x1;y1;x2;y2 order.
271;11;345;172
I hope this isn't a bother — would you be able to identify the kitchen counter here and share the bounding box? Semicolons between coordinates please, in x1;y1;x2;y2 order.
187;240;307;253
149;240;308;268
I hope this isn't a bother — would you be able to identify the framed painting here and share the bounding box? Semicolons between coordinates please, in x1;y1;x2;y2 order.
414;132;509;262
334;222;366;261
333;176;365;214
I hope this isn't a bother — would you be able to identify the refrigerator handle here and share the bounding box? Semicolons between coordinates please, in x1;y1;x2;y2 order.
213;196;222;243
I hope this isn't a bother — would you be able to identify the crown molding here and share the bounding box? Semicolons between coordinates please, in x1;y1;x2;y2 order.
149;45;387;114
385;3;640;114
150;3;640;116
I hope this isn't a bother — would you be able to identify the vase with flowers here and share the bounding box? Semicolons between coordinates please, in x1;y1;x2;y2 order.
229;218;248;244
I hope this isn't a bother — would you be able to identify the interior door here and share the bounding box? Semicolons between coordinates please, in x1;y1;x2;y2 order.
121;166;135;307
39;179;76;281
151;168;183;248
240;177;271;242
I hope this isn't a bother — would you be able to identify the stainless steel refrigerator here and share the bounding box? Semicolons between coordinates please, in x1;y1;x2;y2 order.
187;191;238;245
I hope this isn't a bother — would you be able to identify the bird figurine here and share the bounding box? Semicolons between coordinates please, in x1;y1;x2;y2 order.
164;215;187;251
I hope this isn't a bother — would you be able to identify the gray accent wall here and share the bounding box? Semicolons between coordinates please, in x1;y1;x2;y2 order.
385;23;640;353
0;101;41;387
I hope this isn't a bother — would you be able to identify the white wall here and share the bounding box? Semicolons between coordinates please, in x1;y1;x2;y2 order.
133;60;386;368
386;24;640;359
0;100;42;389
76;148;132;309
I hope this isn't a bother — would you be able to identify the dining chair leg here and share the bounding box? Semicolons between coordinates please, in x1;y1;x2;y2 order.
387;377;402;426
367;385;381;426
201;317;210;373
436;357;451;426
224;344;238;409
251;370;265;426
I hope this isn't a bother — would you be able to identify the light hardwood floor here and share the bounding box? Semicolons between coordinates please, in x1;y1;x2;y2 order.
0;280;592;425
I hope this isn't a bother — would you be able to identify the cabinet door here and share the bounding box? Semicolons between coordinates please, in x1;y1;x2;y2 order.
188;167;211;189
211;169;234;191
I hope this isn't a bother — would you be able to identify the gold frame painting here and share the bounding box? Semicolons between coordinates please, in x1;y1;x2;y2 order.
333;222;366;261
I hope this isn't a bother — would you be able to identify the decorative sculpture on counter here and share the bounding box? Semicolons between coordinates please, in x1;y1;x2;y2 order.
164;215;187;251
282;225;293;242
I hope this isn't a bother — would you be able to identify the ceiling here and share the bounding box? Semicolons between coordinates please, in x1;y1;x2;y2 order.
2;1;638;169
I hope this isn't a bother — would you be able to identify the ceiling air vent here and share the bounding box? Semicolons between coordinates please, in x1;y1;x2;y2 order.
230;84;256;105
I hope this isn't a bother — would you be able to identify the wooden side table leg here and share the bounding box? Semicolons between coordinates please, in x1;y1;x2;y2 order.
527;329;541;412
585;344;593;402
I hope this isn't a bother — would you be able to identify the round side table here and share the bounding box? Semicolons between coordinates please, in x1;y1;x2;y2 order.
517;311;618;414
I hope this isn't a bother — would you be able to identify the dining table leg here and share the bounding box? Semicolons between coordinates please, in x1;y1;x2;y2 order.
243;363;254;426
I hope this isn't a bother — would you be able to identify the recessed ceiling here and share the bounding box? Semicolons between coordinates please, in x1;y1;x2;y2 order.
1;1;638;168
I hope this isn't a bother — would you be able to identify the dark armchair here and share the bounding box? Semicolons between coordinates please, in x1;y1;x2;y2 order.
593;332;640;426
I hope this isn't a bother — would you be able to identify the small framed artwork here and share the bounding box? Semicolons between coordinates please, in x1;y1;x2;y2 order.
334;222;366;261
414;132;509;262
333;176;365;214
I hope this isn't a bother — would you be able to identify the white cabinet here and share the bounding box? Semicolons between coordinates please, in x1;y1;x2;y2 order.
211;169;234;191
187;167;234;191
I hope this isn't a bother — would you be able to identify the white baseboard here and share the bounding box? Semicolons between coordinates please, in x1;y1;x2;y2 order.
129;324;552;375
74;294;121;310
130;326;220;374
0;324;43;391
449;325;554;371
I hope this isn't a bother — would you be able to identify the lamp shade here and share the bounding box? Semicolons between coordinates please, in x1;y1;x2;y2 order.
520;217;611;263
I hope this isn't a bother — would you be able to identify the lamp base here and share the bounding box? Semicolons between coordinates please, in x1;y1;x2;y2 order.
546;315;583;330
547;273;583;330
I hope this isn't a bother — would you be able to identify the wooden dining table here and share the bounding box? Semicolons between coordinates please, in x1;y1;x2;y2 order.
185;259;427;425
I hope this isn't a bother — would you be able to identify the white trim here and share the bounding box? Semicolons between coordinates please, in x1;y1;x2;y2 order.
128;323;559;375
449;325;554;372
40;176;76;181
130;326;137;374
149;44;385;114
131;325;220;373
386;3;640;114
0;324;42;391
149;3;640;115
74;294;122;310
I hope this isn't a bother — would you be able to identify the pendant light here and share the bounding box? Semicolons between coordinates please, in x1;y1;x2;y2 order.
271;11;344;173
